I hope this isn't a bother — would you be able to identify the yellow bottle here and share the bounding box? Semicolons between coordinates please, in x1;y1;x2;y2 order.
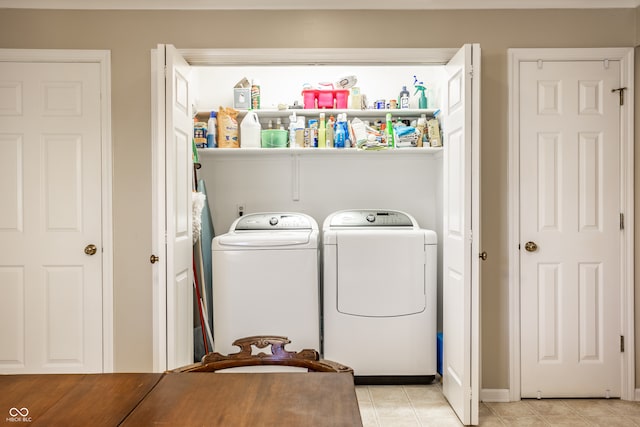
318;113;326;148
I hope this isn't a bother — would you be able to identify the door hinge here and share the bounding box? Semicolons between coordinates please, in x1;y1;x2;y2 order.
620;335;625;352
611;87;627;106
620;213;624;230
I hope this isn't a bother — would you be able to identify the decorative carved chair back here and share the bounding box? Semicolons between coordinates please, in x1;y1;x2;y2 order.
172;335;353;374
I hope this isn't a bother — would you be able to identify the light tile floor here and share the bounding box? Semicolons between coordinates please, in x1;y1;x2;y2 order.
356;382;640;426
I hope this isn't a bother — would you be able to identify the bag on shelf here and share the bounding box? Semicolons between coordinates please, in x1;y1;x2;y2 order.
217;107;240;148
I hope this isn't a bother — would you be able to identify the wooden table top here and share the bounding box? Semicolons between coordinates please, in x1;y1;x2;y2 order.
0;372;361;427
0;373;162;426
122;372;363;427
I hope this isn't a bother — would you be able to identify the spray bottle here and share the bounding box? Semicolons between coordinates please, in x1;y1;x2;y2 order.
413;75;428;109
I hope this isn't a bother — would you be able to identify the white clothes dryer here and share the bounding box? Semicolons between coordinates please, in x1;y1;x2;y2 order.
212;212;320;357
323;209;437;383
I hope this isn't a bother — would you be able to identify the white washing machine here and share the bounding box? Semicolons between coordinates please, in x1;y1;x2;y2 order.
211;212;320;356
323;209;437;383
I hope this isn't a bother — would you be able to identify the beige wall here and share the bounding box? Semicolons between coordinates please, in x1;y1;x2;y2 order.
0;8;636;389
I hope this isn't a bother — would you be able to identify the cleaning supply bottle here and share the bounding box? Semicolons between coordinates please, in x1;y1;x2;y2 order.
399;86;410;109
413;75;428;109
288;112;297;148
416;114;427;147
206;111;217;148
386;113;395;148
240;111;261;148
334;113;346;148
326;115;335;148
318;112;327;148
251;79;260;109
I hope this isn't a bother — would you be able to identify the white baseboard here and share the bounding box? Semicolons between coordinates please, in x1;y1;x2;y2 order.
480;389;511;402
482;389;640;402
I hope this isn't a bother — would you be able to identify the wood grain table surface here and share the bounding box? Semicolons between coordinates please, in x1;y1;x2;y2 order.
1;372;361;426
122;372;363;427
0;373;162;426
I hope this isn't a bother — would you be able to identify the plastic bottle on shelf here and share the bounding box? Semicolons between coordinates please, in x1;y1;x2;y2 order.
416;114;427;147
240;111;261;148
288;112;297;148
326;115;335;148
386;113;395;148
413;75;428;109
251;79;260;110
318;113;327;148
399;86;410;109
334;113;346;148
206;111;217;148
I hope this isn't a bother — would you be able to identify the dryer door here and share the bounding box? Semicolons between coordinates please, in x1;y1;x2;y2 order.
336;230;426;317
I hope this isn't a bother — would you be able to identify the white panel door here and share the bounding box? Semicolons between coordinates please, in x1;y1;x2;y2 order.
163;45;194;370
520;60;621;397
442;44;481;426
0;61;103;373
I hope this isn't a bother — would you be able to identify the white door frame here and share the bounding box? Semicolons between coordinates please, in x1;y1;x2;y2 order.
0;48;114;372
508;47;635;401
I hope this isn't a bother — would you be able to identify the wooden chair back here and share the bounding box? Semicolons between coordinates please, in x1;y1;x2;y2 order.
172;335;353;374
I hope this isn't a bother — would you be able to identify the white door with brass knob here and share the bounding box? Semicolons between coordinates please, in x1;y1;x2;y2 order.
519;58;622;397
0;56;106;374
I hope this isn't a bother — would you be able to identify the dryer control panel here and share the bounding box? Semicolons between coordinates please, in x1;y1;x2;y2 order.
328;210;415;227
233;213;314;231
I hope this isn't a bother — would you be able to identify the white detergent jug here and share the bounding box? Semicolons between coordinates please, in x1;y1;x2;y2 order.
240;111;261;148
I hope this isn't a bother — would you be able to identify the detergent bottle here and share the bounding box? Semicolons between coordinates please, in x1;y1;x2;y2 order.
399;86;410;109
413;75;428;109
334;114;346;148
240;111;261;148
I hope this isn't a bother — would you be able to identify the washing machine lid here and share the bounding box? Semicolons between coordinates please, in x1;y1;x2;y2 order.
336;229;426;317
215;230;316;248
326;210;417;229
214;213;318;249
231;213;316;231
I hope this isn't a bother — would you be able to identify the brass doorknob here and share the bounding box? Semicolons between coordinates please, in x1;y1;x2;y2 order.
524;241;538;252
84;244;97;256
479;251;488;261
150;254;160;264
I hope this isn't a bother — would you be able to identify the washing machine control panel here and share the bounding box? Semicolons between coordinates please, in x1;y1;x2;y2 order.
234;213;313;230
329;210;415;227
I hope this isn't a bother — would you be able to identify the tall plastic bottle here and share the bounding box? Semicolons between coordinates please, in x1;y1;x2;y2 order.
386;113;395;148
326;115;335;148
399;86;410;109
416;114;427;147
318;113;327;148
334;114;346;148
288;112;297;148
206;111;217;148
413;75;428;109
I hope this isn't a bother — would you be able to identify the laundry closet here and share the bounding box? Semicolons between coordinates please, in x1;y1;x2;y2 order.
152;44;481;425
